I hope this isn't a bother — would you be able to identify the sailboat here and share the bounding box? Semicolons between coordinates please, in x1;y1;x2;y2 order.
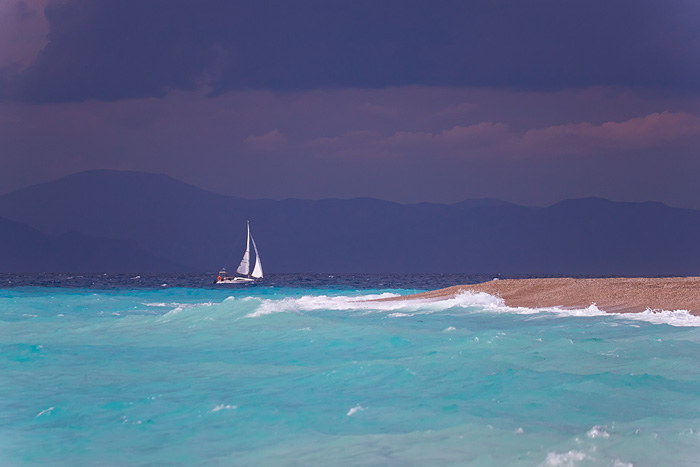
216;221;263;284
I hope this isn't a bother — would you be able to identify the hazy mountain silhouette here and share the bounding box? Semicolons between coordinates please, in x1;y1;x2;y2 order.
1;170;699;274
0;216;186;272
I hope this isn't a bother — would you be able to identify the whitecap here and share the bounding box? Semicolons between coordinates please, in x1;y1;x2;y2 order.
246;293;399;318
36;407;54;417
242;289;700;327
613;460;634;467
443;326;457;332
486;298;700;327
442;292;700;327
245;291;499;318
543;450;589;466
211;404;237;413
587;425;610;439
614;308;700;327
144;302;180;307
346;404;366;416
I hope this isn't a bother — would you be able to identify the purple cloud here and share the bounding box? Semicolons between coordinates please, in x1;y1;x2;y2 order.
2;86;700;208
521;111;700;153
244;129;288;151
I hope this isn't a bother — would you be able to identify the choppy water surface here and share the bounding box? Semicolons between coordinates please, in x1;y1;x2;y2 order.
1;274;700;466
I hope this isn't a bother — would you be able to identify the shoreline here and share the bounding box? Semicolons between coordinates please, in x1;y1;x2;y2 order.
377;277;700;315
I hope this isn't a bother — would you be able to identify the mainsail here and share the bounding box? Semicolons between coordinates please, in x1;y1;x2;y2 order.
236;222;251;275
251;235;263;279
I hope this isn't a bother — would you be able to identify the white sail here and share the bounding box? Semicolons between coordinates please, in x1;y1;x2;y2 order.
251;235;263;279
236;222;251;275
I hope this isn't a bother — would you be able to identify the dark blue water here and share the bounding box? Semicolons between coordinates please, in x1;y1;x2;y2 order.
0;272;503;290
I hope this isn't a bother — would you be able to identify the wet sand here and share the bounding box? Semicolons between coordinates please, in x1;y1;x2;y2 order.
377;277;700;315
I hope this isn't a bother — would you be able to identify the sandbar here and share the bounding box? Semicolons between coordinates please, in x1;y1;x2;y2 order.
378;277;700;315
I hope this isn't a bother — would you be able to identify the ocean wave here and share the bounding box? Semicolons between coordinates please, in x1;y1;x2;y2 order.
246;293;400;318
245;291;510;318
163;302;215;316
244;290;700;327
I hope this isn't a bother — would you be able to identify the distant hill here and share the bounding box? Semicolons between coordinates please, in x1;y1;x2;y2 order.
1;169;699;274
0;216;185;272
451;198;519;209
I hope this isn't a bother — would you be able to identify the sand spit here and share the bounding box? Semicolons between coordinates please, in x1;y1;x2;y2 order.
377;277;700;315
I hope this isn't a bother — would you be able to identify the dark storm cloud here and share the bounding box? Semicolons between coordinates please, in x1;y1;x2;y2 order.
10;0;700;103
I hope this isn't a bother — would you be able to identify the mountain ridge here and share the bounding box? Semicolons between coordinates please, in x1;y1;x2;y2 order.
0;216;187;272
1;169;698;274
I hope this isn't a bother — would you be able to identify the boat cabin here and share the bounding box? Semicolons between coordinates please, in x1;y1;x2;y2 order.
217;270;231;282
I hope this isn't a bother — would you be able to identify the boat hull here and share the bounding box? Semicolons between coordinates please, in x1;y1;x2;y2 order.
215;277;256;284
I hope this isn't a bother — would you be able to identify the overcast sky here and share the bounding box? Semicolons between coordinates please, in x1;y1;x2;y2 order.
1;0;700;207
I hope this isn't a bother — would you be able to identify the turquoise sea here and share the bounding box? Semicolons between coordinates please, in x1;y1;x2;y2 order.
2;274;700;466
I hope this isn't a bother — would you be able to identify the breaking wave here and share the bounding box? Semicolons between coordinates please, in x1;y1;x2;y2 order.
244;291;700;327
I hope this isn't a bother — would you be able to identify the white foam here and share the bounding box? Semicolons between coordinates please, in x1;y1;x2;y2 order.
246;293;400;318
240;289;700;327
613;460;633;467
347;404;366;416
211;404;238;413
121;416;145;425
245;291;500;318
443;326;457;332
450;292;700;327
614;308;700;327
543;450;589;466
35;407;54;417
587;425;610;439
